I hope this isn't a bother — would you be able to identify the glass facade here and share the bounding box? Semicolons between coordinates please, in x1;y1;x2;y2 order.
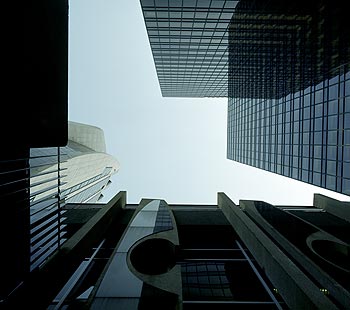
28;123;119;271
228;68;350;195
227;0;350;195
29;147;66;271
140;0;238;97
31;143;117;205
180;253;280;307
141;0;350;195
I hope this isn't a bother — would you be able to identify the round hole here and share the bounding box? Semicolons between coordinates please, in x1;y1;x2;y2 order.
130;238;176;275
311;239;349;272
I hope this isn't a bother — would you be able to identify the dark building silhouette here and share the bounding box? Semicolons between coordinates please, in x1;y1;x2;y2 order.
1;0;68;302
1;6;121;303
140;0;350;196
4;191;349;309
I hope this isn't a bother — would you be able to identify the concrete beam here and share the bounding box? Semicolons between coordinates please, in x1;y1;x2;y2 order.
314;194;350;223
4;191;126;309
240;198;350;309
217;192;339;310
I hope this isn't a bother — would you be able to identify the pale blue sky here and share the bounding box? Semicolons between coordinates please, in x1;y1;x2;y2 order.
68;0;349;205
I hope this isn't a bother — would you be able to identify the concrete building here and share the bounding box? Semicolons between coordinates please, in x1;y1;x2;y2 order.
5;191;349;309
30;121;119;204
139;0;350;196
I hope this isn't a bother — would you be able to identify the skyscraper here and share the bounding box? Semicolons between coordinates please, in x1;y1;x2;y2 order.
1;0;69;301
139;0;350;196
1;118;119;302
227;0;350;195
29;121;120;271
31;121;120;205
7;191;349;309
140;0;238;97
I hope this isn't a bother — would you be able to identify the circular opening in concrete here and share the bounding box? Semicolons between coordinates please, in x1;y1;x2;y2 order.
130;238;176;275
311;239;349;272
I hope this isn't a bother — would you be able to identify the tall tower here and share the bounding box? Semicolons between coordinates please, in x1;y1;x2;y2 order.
29;121;120;271
1;0;69;301
140;0;350;196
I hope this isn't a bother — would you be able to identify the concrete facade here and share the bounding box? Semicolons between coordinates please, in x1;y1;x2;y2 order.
8;191;347;309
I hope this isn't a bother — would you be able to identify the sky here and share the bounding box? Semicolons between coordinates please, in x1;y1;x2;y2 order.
68;0;349;205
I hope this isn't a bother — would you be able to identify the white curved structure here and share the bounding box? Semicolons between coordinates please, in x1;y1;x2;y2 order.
31;121;120;204
68;121;107;153
28;121;119;270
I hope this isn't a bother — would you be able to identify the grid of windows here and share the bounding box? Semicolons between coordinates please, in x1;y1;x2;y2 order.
140;0;238;97
226;0;350;196
154;201;173;232
180;255;280;305
228;67;350;194
228;7;313;100
141;0;350;195
182;261;235;299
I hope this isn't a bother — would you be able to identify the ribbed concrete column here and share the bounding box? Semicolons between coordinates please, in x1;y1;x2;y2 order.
217;192;339;310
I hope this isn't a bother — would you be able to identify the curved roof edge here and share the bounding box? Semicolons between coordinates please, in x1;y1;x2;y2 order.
68;121;107;153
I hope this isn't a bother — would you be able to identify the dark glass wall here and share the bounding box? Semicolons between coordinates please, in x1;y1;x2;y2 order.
23;0;68;147
174;209;284;308
1;0;68;301
227;0;350;195
140;0;350;195
140;0;238;97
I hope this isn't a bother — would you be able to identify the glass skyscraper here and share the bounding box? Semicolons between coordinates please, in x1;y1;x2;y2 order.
140;0;238;97
140;0;350;196
227;0;350;195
